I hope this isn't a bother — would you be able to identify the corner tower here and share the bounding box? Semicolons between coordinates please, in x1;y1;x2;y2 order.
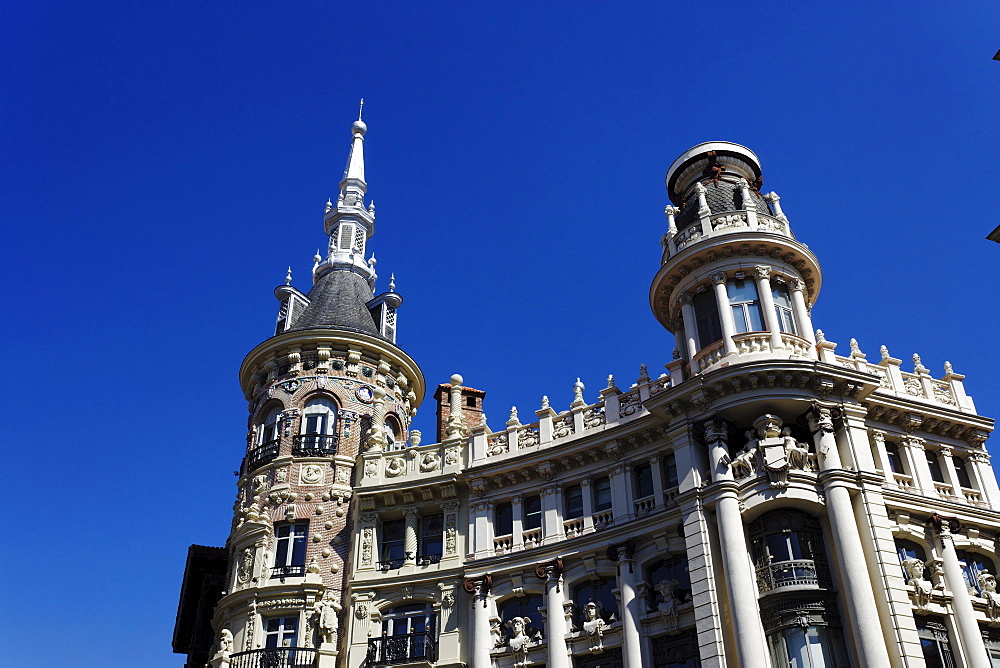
207;112;425;668
650;142;820;377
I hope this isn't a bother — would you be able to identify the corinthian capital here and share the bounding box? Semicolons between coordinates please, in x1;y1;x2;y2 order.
710;272;728;286
754;265;771;281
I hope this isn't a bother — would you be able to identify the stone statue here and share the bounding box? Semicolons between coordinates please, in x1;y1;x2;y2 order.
490;618;504;648
581;601;606;652
730;430;759;480
314;596;341;645
902;557;932;610
979;572;1000;620
655;579;679;631
506;616;532;667
783;427;815;471
218;628;233;659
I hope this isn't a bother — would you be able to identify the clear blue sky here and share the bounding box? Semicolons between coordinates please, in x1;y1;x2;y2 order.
3;2;999;666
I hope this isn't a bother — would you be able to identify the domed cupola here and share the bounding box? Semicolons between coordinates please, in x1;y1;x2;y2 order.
650;142;822;378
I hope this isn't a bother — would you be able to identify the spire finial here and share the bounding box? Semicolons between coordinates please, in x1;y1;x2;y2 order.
389;273;396;291
358;98;364;121
285;266;292;285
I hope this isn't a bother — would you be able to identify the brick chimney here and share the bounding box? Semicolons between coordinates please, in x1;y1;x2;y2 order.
433;383;486;442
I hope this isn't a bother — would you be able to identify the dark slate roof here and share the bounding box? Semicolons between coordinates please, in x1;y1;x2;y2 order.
289;269;381;336
675;179;773;231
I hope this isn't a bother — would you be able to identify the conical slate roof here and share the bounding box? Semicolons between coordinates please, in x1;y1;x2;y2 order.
289;270;380;336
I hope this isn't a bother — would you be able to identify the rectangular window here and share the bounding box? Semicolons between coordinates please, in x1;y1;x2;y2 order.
419;514;443;562
885;443;904;474
523;495;542;530
381;519;406;563
662;453;679;489
728;278;764;333
693;289;722;347
772;283;797;335
634;463;654;499
495;502;513;536
564;485;583;519
926;450;946;484
273;523;308;577
954;457;973;488
916;617;956;668
264;615;298;648
593;477;612;512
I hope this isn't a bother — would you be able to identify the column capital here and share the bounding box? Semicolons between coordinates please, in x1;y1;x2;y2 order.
403;506;419;517
928;514;962;538
754;265;771;280
535;557;565;589
677;291;693;306
789;277;806;292
463;573;493;604
938;445;953;458
702;415;731;445
606;540;637;574
806;402;837;435
710;272;728;286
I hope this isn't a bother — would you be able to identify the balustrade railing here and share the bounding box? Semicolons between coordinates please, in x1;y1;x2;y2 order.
755;558;829;593
563;517;585;537
961;487;985;506
245;439;280;473
732;331;771;354
292;433;338;456
779;332;813;358
634;495;656;517
271;564;306;579
522;528;542;549
494;534;513;555
366;633;437;666
230;647;317;668
933;482;954;498
592;510;614;529
377;554;411;571
892;473;914;490
415;553;442;566
693;340;725;369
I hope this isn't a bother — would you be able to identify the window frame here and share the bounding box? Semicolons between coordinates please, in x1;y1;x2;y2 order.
272;522;309;578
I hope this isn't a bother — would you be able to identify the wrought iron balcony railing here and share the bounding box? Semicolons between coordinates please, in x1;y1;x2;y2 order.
245;439;280;473
271;564;306;579
366;633;437;666
229;647;317;668
377;554;411;571
415;553;442;566
292;433;338;457
755;558;830;593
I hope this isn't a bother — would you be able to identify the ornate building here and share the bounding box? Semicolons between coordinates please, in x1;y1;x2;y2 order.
175;121;1000;668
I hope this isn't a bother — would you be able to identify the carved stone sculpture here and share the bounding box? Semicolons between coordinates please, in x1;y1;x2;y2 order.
902;557;932;610
730;430;759;480
490;618;504;648
980;573;1000;620
655;579;679;632
506;616;532;667
754;414;789;489
314;596;341;645
783;427;816;471
419;451;441;472
217;628;233;660
581;601;606;652
384;457;406;477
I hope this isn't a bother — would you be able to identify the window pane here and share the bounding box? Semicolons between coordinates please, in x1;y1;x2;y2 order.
635;464;654;498
662;454;678;488
746;303;764;331
593;478;612;511
772;284;793;308
564;485;583;519
954;458;973;488
732;305;749;334
495;502;513;535
784;627;809;668
727;278;759;303
926;451;945;483
524;496;542;529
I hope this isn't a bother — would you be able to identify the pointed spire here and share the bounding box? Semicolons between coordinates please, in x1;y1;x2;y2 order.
285;266;292;285
388;273;396;291
343;100;367;186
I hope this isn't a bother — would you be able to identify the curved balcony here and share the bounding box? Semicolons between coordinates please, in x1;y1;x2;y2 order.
366;633;437;666
755;558;830;594
292;433;338;457
245;439;280;473
230;647;317;668
665;211;794;260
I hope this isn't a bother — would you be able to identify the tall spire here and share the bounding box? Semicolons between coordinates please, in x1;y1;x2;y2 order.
342;98;367;190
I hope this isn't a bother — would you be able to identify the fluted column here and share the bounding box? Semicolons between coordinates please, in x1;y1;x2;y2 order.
608;543;643;668
678;293;701;373
754;265;784;350
703;417;768;664
537;559;570;668
808;405;891;667
930;516;991;667
403;507;418;565
467;575;494;668
788;278;816;348
711;273;738;356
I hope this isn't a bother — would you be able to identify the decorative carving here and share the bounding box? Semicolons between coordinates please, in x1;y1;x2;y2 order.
582;601;606;652
709;271;727;285
619;391;641;417
731;429;759;480
552;415;574;440
384;457;406;477
490;618;504;648
980;573;1000;620
361;527;374;565
754;414;789;489
237;546;255;583
419;451;441;472
355;602;369;620
518;428;539;449
583;406;605;428
300;464;324;485
364;460;377;478
488;433;509;456
506;616;533;667
313;595;341;645
903;558;932;610
444;447;461;466
754;265;771;281
217;629;233;660
655;579;679;632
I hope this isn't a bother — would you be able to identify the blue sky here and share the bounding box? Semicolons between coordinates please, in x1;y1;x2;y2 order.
3;2;1000;666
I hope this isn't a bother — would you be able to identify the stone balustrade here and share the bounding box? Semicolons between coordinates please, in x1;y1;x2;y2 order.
663;211;793;260
522;528;542;549
357;439;463;488
693;340;726;369
493;534;513;555
563;517;585;538
592;510;614;529
634;496;656;517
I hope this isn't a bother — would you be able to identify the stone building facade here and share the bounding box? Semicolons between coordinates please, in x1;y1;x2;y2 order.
175;121;1000;668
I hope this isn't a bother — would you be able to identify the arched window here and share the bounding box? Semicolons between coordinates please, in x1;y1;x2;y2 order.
646;557;692;610
247;407;282;471
385;416;403;451
572;577;618;626
371;603;437;664
955;550;995;596
749;510;830;593
296;397;338;456
499;594;544;640
895;538;929;581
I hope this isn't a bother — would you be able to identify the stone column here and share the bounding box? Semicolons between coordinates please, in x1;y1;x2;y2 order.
510;495;525;551
537;559;570;668
649;455;665;508
471;500;493;559
609;543;643;668
678;293;701;373
711;273;738;356
541;484;563;545
444;374;466;440
808;405;891;667
754;265;784;350
937;447;963;499
870;431;895;485
930;516;991;667
788;278;816;347
467;576;494;668
403;507;418;565
703;417;768;664
610;463;630;524
737;177;759;227
900;435;933;492
580;477;594;532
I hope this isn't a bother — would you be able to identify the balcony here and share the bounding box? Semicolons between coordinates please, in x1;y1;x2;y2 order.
230;648;317;668
245;439;280;473
415;553;442;566
378;554;411;571
292;433;338;457
755;559;830;594
271;564;306;579
366;633;437;667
